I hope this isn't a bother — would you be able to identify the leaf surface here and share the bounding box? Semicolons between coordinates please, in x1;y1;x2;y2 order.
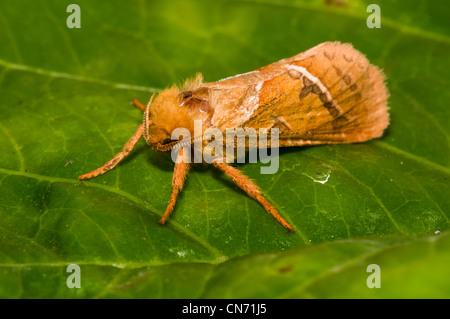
0;0;448;298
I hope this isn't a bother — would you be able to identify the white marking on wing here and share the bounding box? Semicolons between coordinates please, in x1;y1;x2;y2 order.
285;64;343;115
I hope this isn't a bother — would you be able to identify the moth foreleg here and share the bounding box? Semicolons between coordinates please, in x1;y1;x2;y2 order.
131;98;146;112
212;161;294;232
159;148;191;225
79;124;144;180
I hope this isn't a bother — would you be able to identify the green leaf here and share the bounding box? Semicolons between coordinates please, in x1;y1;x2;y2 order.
0;0;448;298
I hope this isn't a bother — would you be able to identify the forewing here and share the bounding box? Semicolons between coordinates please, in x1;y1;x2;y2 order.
204;42;389;147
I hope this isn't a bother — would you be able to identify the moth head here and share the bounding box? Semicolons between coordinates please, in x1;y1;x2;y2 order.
146;76;213;152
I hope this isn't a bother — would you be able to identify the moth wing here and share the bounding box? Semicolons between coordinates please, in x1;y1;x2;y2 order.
202;58;297;130
204;42;389;146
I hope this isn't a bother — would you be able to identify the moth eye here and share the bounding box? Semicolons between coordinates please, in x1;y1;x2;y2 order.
180;91;193;100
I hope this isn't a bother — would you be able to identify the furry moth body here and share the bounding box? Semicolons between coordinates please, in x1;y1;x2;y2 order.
79;42;389;232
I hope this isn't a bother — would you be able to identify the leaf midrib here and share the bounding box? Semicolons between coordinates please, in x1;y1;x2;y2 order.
0;58;161;93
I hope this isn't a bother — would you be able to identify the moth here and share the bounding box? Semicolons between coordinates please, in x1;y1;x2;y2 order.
79;42;389;232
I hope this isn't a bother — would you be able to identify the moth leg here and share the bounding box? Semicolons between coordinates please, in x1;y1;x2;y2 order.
131;99;146;112
212;161;294;232
159;148;191;225
79;124;144;180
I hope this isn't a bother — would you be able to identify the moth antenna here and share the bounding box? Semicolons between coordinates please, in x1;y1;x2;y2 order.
144;93;155;142
173;135;203;151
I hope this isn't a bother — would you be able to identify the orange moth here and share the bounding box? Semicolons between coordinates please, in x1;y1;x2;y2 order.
79;42;389;232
